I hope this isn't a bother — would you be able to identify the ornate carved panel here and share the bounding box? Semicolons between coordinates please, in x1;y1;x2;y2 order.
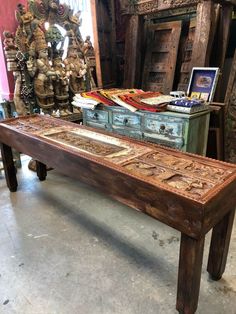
122;0;200;15
142;21;182;94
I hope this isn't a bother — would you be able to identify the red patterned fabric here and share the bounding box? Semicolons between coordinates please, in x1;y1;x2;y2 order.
120;92;167;112
82;91;116;106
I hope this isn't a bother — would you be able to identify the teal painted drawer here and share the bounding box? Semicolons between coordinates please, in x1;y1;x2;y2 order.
144;115;184;136
143;132;184;149
143;115;185;149
86;121;111;130
112;126;142;139
84;109;109;124
112;111;141;129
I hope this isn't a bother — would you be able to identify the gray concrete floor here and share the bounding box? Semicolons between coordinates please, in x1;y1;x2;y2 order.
0;156;235;314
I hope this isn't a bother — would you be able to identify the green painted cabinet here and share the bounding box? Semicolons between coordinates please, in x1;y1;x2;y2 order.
83;106;210;156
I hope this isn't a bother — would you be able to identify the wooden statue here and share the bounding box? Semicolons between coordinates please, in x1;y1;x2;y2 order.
64;46;87;95
34;48;56;114
15;3;34;48
53;53;71;116
3;31;17;51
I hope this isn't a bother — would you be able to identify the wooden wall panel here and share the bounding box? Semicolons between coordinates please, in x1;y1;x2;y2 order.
224;51;236;163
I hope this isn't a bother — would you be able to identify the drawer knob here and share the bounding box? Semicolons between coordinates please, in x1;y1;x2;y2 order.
160;124;166;131
124;118;128;125
93;113;98;120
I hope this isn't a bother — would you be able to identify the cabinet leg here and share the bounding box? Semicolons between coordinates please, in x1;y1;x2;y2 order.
176;233;205;314
36;161;47;181
207;208;235;280
0;143;18;192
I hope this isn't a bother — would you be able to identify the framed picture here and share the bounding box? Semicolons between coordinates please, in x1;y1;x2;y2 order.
187;67;220;102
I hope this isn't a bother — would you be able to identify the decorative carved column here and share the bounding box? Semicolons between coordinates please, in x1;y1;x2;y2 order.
191;0;216;67
90;0;103;88
224;51;236;163
213;3;233;101
123;14;143;88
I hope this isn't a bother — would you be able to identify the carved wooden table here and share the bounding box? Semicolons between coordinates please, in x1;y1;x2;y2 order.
0;115;235;314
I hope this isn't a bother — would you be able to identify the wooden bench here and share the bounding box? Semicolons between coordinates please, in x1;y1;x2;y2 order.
0;114;235;314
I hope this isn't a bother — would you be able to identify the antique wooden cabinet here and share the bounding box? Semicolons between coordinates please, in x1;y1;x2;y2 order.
83;106;210;155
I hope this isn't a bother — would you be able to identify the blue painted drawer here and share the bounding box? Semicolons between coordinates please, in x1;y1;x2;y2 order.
112;111;141;129
112;126;142;139
84;109;109;125
86;121;111;130
143;133;184;149
144;115;183;136
143;115;184;148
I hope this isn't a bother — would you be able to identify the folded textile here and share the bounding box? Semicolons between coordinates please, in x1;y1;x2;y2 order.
81;91;117;106
120;92;169;112
72;89;174;113
108;89;144;112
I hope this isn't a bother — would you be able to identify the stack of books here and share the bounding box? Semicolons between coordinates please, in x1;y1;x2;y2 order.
167;98;209;114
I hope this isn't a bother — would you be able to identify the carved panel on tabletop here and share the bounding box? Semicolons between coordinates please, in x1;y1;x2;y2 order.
6;116;61;133
121;148;234;199
144;152;233;182
46;131;126;156
122;159;214;197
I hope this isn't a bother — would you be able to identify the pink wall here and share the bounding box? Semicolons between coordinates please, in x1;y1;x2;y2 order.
0;0;27;100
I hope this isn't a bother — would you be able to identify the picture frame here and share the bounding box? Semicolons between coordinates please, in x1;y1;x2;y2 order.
187;67;220;102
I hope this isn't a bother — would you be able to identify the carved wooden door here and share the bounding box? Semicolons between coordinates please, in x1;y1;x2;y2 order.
142;21;182;94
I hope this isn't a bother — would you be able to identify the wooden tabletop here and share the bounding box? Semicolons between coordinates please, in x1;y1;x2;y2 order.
1;114;236;238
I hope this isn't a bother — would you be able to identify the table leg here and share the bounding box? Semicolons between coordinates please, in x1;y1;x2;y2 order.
207;208;235;280
0;143;18;192
36;161;47;181
176;233;205;314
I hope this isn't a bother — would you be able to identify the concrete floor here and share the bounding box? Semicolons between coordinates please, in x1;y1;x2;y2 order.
0;156;235;314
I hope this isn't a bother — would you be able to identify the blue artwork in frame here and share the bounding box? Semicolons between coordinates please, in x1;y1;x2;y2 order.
187;67;220;102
